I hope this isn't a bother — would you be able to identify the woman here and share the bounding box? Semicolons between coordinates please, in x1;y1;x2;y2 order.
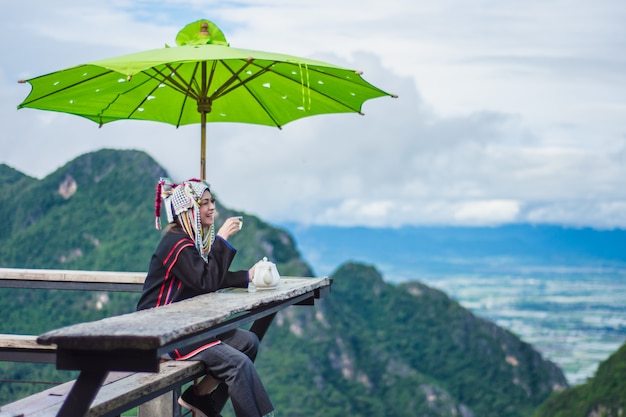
137;178;274;417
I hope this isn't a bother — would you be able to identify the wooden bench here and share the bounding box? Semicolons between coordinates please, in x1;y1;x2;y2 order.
0;268;153;416
0;360;204;417
1;276;332;417
0;268;146;292
0;335;56;364
0;268;145;364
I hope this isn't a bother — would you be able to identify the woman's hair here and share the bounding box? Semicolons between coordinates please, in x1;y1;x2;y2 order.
164;221;181;232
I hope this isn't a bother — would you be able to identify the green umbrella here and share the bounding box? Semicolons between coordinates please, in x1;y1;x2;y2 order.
18;19;396;178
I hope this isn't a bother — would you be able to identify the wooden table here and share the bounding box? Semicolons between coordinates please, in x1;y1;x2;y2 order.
36;277;331;417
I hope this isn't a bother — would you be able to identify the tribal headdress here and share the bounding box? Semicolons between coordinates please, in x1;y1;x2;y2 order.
155;177;215;260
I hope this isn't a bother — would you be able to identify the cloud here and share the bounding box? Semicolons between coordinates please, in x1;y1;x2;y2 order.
1;0;626;229
454;200;521;225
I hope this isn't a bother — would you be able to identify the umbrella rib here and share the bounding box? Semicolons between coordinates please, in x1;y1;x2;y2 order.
18;67;116;107
96;75;165;122
215;60;284;128
166;62;202;127
23;66;182;123
213;61;274;99
151;63;201;101
208;59;255;101
143;62;202;127
272;61;392;112
218;61;377;116
205;60;218;98
272;65;372;113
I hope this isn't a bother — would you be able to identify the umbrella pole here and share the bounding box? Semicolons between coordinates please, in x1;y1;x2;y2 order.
200;60;209;180
201;111;206;180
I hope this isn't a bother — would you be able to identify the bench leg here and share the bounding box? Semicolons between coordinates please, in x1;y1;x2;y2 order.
137;386;183;417
57;370;108;417
138;391;173;417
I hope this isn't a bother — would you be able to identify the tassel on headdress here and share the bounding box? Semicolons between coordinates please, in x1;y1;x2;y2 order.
154;179;164;230
155;177;177;230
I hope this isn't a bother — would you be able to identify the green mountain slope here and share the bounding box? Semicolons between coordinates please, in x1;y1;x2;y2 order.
257;262;568;417
0;149;164;270
531;343;626;417
0;149;569;416
0;148;310;276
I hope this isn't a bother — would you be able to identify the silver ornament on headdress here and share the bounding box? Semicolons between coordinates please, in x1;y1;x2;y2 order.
157;177;215;260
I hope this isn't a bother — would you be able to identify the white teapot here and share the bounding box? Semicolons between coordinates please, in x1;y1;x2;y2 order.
252;257;281;289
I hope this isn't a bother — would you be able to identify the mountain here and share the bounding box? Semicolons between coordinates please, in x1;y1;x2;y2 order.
259;262;567;417
0;149;164;270
531;342;626;417
0;149;310;276
0;149;570;416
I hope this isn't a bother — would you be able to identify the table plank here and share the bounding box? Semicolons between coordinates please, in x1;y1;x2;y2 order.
38;277;330;351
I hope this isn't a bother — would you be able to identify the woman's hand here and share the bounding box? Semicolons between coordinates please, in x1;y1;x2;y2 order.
248;259;264;283
216;216;243;241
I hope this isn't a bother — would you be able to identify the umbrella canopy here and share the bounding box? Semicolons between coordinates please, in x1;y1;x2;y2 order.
18;19;396;178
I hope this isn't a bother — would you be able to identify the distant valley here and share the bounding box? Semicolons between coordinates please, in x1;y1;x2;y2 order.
282;223;626;384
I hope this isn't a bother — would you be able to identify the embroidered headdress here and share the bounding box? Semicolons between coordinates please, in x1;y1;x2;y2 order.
155;177;215;260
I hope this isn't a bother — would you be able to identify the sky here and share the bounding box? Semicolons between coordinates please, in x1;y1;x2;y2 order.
1;0;625;229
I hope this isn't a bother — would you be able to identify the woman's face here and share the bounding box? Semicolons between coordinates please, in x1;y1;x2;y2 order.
199;190;216;227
